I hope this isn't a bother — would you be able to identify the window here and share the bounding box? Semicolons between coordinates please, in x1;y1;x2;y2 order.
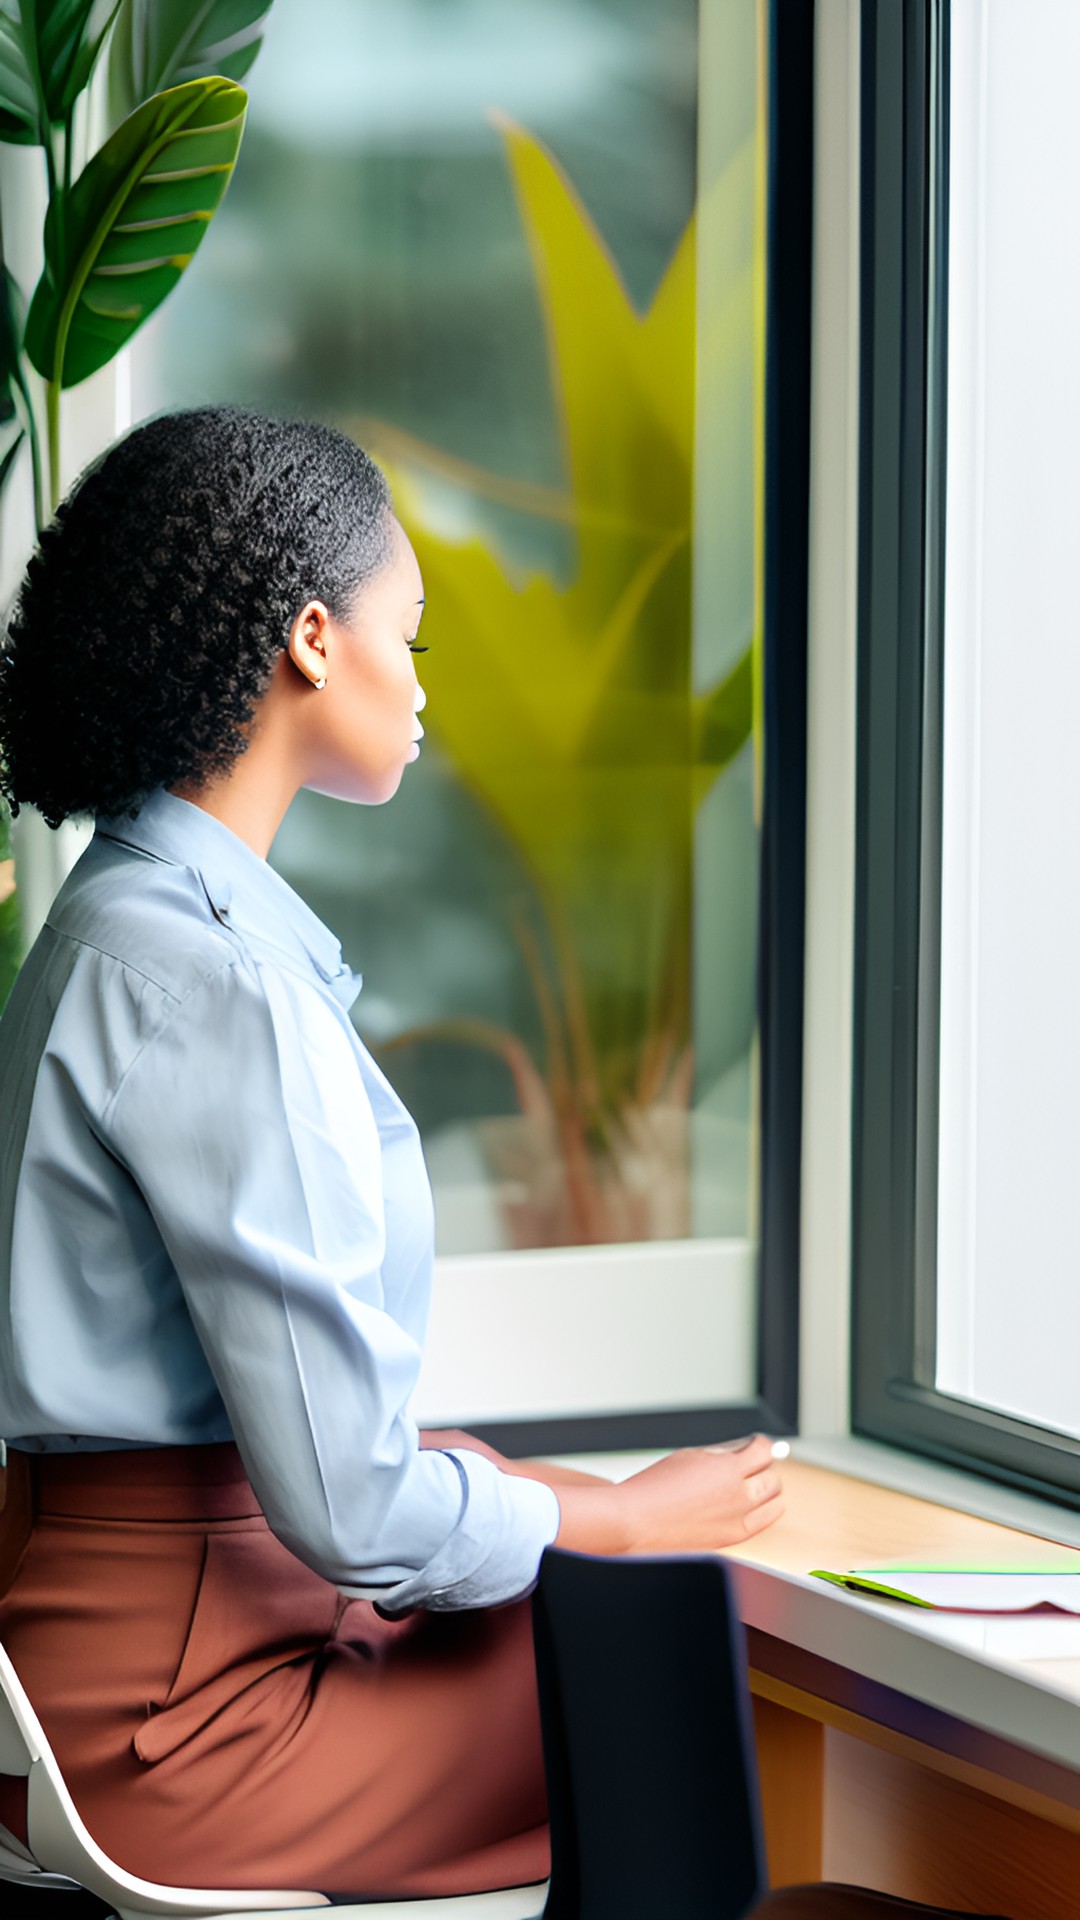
853;0;1080;1499
3;0;813;1452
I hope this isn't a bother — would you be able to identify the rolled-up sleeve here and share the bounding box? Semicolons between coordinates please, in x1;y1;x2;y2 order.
103;954;560;1610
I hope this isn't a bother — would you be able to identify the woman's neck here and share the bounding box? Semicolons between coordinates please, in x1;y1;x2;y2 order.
170;652;333;857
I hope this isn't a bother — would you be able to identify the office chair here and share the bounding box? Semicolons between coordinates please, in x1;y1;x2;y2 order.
532;1547;768;1920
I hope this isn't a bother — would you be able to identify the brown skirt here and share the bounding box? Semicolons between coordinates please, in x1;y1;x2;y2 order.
0;1444;549;1899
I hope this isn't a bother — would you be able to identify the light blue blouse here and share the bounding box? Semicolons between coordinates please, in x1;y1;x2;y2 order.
0;789;559;1610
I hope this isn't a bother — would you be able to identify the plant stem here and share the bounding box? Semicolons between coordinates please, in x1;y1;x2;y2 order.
29;417;45;531
45;378;61;516
42;123;58;205
13;380;45;534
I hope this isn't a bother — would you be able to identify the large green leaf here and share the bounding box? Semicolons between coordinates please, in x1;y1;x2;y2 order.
109;0;272;121
25;75;246;388
0;2;38;143
0;0;128;143
25;0;125;124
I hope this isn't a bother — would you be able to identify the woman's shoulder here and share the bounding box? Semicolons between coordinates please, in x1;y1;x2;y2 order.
6;831;374;1130
47;830;239;1005
0;837;247;1136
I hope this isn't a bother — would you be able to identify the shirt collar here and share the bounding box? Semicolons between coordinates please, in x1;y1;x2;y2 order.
95;789;362;1009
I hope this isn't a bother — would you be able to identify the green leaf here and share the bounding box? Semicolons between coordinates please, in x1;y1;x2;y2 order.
0;264;32;509
0;423;24;493
24;75;246;388
0;265;26;424
26;0;125;124
109;0;272;121
0;2;38;144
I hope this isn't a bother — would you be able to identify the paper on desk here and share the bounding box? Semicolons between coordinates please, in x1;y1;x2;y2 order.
808;1567;1080;1659
809;1568;1080;1613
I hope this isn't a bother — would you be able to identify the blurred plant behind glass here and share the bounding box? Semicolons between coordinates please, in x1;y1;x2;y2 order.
131;0;760;1255
361;117;755;1250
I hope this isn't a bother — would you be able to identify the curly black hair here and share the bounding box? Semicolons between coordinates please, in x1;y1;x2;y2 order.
0;406;395;825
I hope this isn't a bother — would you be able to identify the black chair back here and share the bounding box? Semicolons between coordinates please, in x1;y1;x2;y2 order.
533;1548;768;1920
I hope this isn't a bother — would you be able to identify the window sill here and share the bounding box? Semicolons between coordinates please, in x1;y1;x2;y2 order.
793;1432;1080;1552
551;1442;1080;1776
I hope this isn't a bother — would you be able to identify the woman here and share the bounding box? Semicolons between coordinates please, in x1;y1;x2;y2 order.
0;406;785;1898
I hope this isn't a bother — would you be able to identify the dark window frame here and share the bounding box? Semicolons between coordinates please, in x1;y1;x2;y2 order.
483;0;815;1458
852;0;1080;1503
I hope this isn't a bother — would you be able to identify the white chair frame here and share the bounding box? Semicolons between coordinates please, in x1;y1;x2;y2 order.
0;1640;548;1920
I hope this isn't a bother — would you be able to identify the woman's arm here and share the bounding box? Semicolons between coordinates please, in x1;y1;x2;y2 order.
421;1429;784;1548
107;965;561;1613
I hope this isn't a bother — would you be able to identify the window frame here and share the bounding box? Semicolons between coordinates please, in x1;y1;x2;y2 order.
851;0;1080;1503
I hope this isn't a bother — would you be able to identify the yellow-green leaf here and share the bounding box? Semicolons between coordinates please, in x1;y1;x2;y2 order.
363;117;761;1119
495;111;694;547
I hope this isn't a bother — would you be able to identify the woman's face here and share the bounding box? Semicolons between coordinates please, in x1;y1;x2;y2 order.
295;517;427;806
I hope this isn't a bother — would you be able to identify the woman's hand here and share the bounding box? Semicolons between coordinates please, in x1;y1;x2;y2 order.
552;1434;784;1555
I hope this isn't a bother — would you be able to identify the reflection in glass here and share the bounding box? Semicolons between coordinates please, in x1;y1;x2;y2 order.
132;0;763;1257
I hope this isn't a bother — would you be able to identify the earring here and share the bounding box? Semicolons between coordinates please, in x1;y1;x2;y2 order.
312;674;327;691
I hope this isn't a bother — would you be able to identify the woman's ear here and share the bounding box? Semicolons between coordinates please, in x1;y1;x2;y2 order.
287;601;333;690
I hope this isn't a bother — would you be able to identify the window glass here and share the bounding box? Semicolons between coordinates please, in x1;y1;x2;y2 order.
131;0;764;1290
935;0;1080;1435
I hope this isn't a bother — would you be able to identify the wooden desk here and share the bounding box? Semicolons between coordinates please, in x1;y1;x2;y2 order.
725;1461;1080;1919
